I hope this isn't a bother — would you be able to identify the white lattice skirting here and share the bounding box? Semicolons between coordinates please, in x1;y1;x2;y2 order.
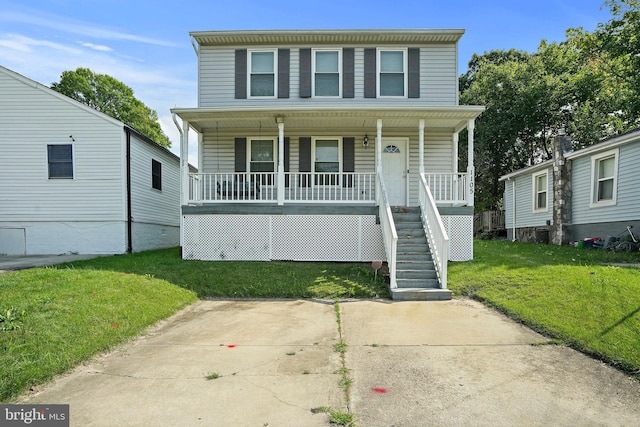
183;214;387;261
442;215;473;261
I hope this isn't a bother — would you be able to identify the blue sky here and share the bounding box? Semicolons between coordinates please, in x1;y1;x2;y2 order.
0;0;612;159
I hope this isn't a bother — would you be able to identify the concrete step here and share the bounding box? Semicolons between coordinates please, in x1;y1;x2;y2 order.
391;288;452;301
397;244;429;253
396;269;437;280
396;278;440;288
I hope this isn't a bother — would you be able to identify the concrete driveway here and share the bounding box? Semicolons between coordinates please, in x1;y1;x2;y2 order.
20;299;640;426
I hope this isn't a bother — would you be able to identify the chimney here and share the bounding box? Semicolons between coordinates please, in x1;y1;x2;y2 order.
550;133;572;245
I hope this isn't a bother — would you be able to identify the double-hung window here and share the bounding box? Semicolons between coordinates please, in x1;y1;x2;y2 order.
313;49;341;97
249;50;277;97
533;171;548;211
313;138;341;185
378;49;407;97
591;149;618;206
47;144;73;179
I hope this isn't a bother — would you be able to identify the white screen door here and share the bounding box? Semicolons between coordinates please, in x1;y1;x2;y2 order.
381;138;407;206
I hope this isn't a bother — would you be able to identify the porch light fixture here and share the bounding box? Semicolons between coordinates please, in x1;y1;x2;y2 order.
363;134;369;148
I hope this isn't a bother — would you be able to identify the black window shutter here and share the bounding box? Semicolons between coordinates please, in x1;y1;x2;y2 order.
278;49;290;98
299;136;311;187
235;49;247;99
408;48;420;98
364;48;377;98
342;137;355;187
299;48;312;98
343;48;355;98
234;138;247;172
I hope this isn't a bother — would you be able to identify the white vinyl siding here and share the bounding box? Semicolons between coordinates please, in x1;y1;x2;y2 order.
197;45;458;106
129;133;181;227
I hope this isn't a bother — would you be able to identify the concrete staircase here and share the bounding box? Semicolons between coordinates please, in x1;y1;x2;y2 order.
391;207;452;301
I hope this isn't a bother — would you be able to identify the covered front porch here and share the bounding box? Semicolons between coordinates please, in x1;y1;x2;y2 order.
172;105;482;298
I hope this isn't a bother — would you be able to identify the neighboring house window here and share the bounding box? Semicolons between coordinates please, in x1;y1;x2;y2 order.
378;49;407;97
591;149;618;206
533;171;548;211
152;159;162;191
47;144;73;179
249;50;277;97
313;49;341;97
313;138;341;185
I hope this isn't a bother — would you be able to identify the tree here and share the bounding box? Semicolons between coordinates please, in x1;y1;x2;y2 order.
51;68;171;148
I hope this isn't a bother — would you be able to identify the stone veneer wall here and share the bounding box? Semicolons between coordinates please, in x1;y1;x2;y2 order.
550;135;573;245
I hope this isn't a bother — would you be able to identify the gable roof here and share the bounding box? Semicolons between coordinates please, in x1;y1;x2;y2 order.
0;65;179;161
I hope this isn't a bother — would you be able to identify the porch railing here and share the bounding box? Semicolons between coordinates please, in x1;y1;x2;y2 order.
422;173;468;205
188;172;375;203
377;172;398;289
419;174;450;289
284;172;375;203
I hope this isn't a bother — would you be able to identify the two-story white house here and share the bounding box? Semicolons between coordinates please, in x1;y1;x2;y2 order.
172;29;484;300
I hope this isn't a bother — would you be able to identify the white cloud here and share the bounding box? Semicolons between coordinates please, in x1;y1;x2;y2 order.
80;42;113;52
0;10;179;47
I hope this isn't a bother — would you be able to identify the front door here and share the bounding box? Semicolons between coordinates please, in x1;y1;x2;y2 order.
381;138;408;206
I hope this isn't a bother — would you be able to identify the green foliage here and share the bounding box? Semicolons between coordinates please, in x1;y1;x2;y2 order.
51;68;171;148
0;307;26;331
460;1;640;211
449;241;640;377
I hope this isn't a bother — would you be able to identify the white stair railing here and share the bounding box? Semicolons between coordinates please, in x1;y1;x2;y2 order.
376;172;398;289
418;174;450;289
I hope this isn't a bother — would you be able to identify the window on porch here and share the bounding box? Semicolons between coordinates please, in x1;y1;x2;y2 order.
313;138;341;185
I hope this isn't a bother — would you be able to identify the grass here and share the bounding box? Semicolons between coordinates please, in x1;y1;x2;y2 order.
0;267;197;402
57;248;389;299
448;240;640;377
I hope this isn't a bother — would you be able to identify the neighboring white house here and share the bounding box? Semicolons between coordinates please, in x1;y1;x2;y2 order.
500;128;640;245
0;66;183;255
171;29;484;300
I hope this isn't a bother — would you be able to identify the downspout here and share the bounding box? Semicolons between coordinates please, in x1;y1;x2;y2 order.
125;127;133;253
511;178;516;242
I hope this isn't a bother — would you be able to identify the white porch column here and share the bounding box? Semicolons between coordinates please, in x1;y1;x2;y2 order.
453;131;460;201
277;118;285;206
376;119;383;173
180;120;190;206
467;119;475;207
418;119;425;174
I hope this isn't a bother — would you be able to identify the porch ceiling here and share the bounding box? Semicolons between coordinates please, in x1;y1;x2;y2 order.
172;105;485;134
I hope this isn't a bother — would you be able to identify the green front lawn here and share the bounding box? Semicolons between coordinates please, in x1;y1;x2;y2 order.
449;240;640;377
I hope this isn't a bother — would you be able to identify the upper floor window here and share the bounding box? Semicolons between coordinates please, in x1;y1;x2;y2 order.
533;171;548;212
47;144;73;179
378;49;407;97
591;149;618;206
313;49;341;97
249;50;277;97
152;159;162;191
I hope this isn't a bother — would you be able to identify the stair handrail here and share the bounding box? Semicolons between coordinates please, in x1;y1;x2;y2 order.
419;174;450;289
376;172;398;289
